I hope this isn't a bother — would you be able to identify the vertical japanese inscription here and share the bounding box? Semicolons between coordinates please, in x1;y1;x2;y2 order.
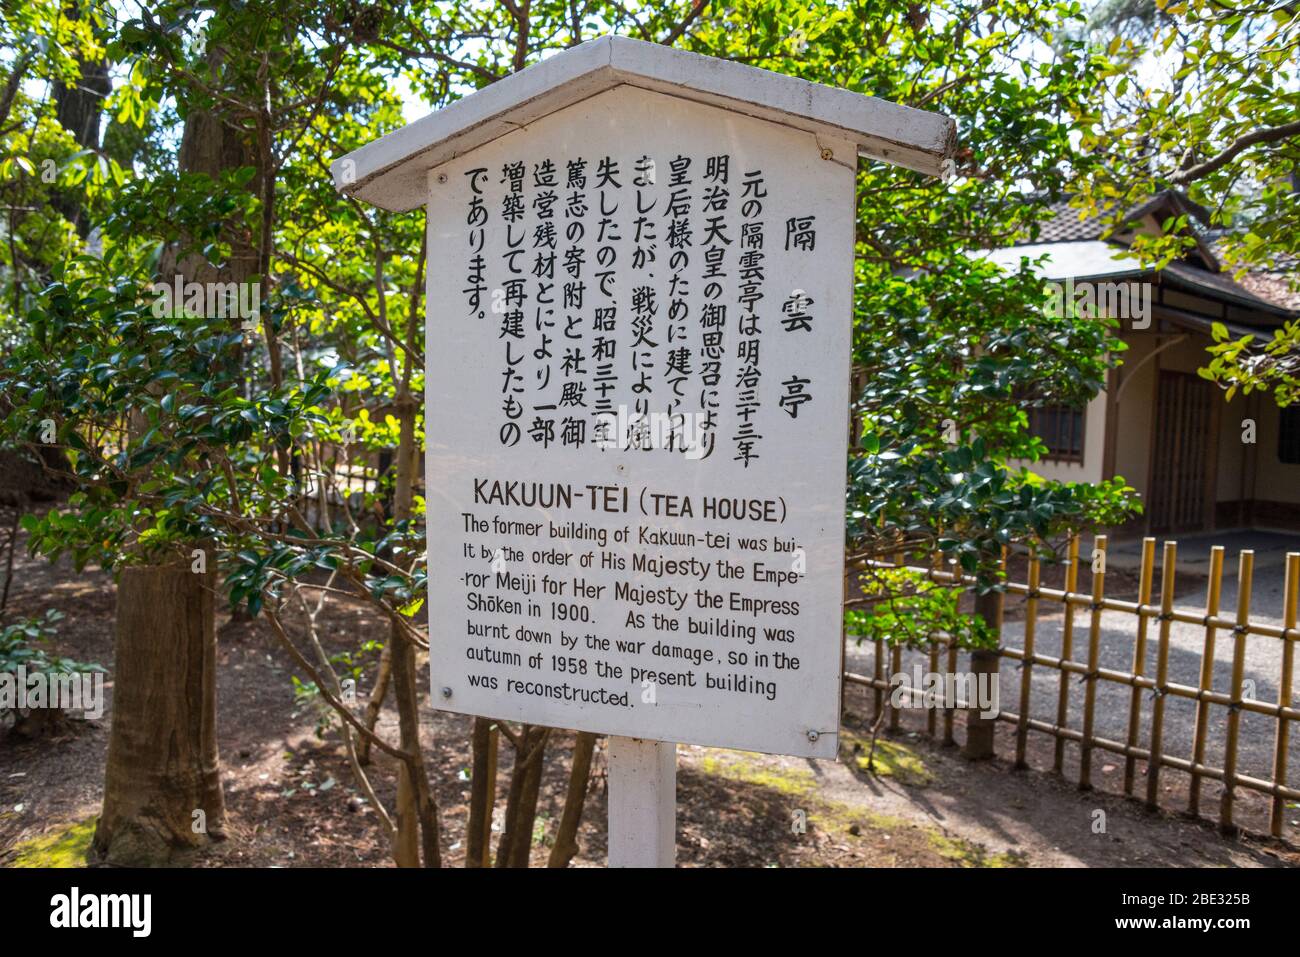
427;89;853;757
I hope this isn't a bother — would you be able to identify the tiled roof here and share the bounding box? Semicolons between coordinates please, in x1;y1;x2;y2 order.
1020;200;1108;244
1017;192;1208;246
1236;272;1300;312
1007;195;1298;317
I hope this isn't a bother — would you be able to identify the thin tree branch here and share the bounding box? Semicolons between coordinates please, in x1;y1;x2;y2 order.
1171;119;1300;185
660;0;709;45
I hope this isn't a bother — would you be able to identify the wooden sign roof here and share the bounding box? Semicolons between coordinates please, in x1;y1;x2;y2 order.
333;34;957;212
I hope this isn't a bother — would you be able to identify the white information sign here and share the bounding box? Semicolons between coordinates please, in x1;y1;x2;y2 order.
425;85;854;758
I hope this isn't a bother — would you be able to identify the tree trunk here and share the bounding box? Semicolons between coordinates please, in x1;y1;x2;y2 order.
547;731;595;868
91;559;225;865
465;716;495;867
355;640;391;765
91;43;258;864
51;4;110;239
495;725;549;868
509;729;548;867
1;505;18;612
389;389;441;866
963;586;1003;761
389;628;423;867
494;728;530;868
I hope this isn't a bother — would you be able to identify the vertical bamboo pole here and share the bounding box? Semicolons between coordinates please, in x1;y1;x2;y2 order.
889;549;903;732
1219;550;1255;834
927;643;940;737
1054;536;1080;773
1144;542;1178;809
872;633;884;721
1122;538;1157;794
1014;551;1041;769
840;568;848;721
889;641;903;731
944;636;958;746
871;516;886;721
1269;552;1299;836
1078;535;1107;789
944;557;961;746
927;551;942;738
1188;545;1225;817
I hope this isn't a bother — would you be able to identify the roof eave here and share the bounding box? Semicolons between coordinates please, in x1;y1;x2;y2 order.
1160;266;1299;320
1157;306;1273;343
332;35;956;213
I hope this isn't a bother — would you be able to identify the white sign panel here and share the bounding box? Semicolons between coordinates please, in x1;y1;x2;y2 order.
425;85;853;758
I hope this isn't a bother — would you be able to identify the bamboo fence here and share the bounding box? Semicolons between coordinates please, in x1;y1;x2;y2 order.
844;535;1300;837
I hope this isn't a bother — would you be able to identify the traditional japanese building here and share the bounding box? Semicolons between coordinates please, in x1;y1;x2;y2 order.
985;191;1300;536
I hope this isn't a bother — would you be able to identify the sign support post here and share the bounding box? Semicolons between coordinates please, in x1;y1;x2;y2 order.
607;736;676;867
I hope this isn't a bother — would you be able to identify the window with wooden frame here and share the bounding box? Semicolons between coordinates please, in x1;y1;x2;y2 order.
1279;406;1300;465
1027;403;1086;462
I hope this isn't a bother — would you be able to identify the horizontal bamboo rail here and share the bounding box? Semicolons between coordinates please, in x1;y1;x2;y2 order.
846;537;1300;838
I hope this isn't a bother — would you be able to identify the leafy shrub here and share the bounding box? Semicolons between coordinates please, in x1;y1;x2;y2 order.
0;609;105;724
846;566;996;651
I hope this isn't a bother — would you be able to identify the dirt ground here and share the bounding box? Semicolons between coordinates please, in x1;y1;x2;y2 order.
1;530;1297;869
